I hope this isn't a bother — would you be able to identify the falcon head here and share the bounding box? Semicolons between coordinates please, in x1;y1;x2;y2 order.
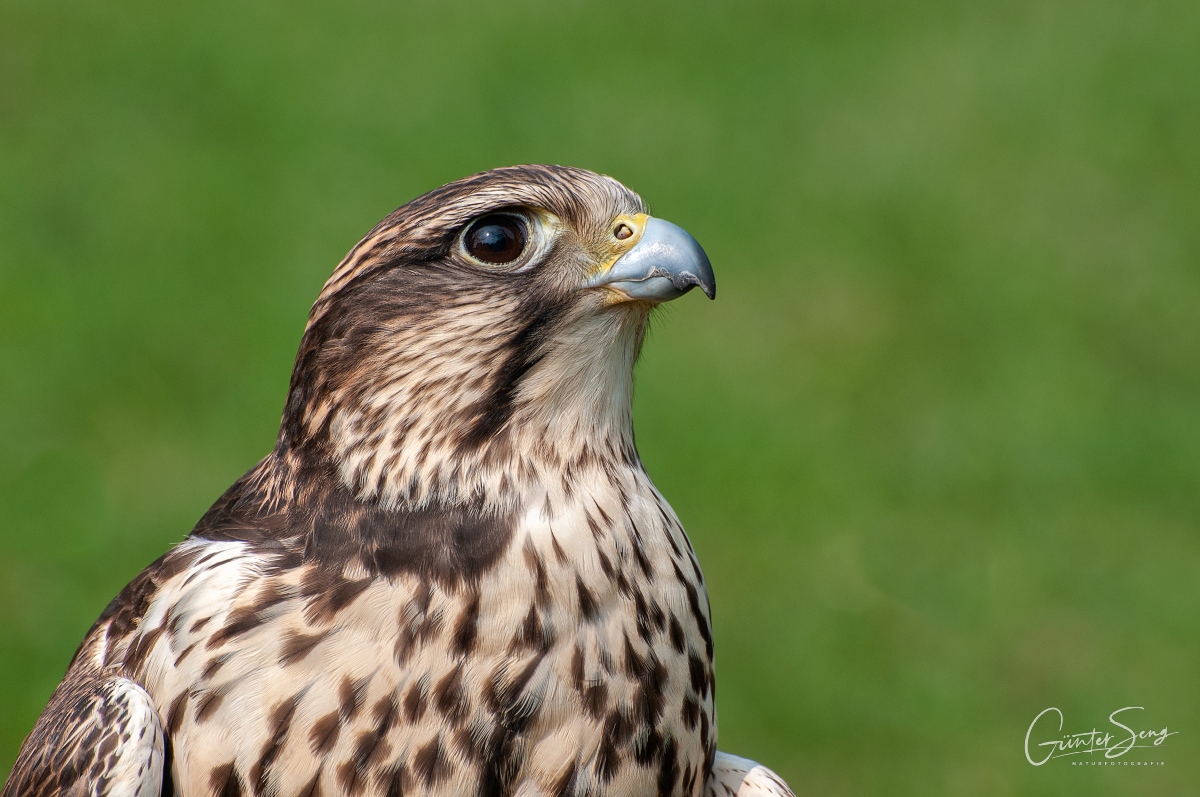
279;165;714;510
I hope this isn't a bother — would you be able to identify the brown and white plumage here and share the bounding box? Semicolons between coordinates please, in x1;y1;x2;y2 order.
3;166;794;797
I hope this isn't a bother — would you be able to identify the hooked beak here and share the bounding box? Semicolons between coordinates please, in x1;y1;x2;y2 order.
587;216;716;303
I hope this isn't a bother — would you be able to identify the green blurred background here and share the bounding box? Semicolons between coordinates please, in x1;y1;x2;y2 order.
2;1;1197;794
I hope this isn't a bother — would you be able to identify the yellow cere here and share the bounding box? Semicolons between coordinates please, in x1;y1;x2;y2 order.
588;212;650;281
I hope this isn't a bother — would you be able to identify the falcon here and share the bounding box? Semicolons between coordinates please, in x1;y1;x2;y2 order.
3;165;794;797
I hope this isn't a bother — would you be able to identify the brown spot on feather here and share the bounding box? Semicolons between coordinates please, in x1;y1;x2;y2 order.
549;531;567;563
209;763;243;797
279;629;328;666
402;676;430;722
523;536;551;606
166;692;189;735
207;607;265;649
433;664;469;725
575;575;598;621
450;590;481;657
195;683;230;722
250;698;298;795
309;712;340;755
173;641;199;668
413;736;449;787
339;674;371;720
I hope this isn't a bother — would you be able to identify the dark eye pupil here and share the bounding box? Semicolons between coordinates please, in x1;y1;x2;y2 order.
465;215;527;264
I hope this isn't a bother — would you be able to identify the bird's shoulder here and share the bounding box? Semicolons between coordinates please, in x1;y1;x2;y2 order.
1;672;165;797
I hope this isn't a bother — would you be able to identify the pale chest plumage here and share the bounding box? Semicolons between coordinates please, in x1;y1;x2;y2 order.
91;472;715;797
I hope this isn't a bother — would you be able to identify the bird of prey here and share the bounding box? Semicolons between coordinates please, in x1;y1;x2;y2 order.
3;165;794;797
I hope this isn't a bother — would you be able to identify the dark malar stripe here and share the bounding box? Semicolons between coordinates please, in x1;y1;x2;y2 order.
460;299;562;449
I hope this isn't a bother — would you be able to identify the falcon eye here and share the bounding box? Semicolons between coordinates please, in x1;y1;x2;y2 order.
614;223;633;240
463;214;528;265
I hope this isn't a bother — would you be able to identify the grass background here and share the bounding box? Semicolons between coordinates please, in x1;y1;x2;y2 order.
2;0;1198;794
